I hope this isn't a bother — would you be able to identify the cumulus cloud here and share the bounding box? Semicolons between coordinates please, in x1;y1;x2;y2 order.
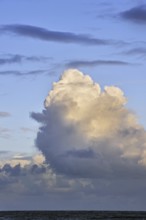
0;153;45;168
0;153;57;199
31;69;146;179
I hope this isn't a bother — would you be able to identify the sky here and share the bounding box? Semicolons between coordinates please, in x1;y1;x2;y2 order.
0;0;146;211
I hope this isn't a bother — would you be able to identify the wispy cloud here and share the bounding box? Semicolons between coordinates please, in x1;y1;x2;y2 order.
0;150;9;154
0;112;11;117
66;59;132;68
0;24;114;46
12;154;33;161
0;127;11;138
120;5;146;24
0;69;52;77
120;47;146;57
0;54;51;66
20;127;36;133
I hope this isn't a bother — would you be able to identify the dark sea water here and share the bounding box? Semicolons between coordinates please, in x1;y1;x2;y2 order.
0;211;146;220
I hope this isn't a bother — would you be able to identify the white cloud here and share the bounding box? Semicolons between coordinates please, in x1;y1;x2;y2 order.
31;69;146;178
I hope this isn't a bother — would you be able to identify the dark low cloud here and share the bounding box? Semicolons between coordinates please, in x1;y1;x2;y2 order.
120;5;146;24
66;59;132;68
1;163;21;176
0;112;11;117
0;162;46;176
1;151;146;210
0;24;113;46
1;157;146;210
0;54;51;66
0;159;54;197
66;149;95;159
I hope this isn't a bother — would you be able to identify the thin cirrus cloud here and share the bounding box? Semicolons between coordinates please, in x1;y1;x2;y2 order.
0;24;114;46
120;5;146;24
0;54;51;66
120;47;146;57
0;69;50;77
20;127;36;133
0;127;11;138
65;59;132;68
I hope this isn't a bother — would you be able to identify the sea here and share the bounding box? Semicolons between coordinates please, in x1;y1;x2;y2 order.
0;211;146;220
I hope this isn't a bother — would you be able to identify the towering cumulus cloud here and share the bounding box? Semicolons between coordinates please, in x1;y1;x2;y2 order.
31;69;146;178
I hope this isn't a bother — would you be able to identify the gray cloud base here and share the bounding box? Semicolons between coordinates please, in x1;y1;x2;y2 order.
1;155;146;210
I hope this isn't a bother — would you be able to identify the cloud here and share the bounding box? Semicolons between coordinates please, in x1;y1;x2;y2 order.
0;151;8;154
0;158;53;201
0;162;47;176
1;69;146;210
31;69;146;179
0;54;51;66
0;154;56;197
1;152;146;210
120;47;146;57
0;127;11;138
0;24;113;46
120;5;146;24
66;59;132;68
0;151;10;158
0;151;14;161
0;112;11;117
0;153;45;168
20;127;36;133
0;69;50;77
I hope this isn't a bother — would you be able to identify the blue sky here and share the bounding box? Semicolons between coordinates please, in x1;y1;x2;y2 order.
0;0;146;210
